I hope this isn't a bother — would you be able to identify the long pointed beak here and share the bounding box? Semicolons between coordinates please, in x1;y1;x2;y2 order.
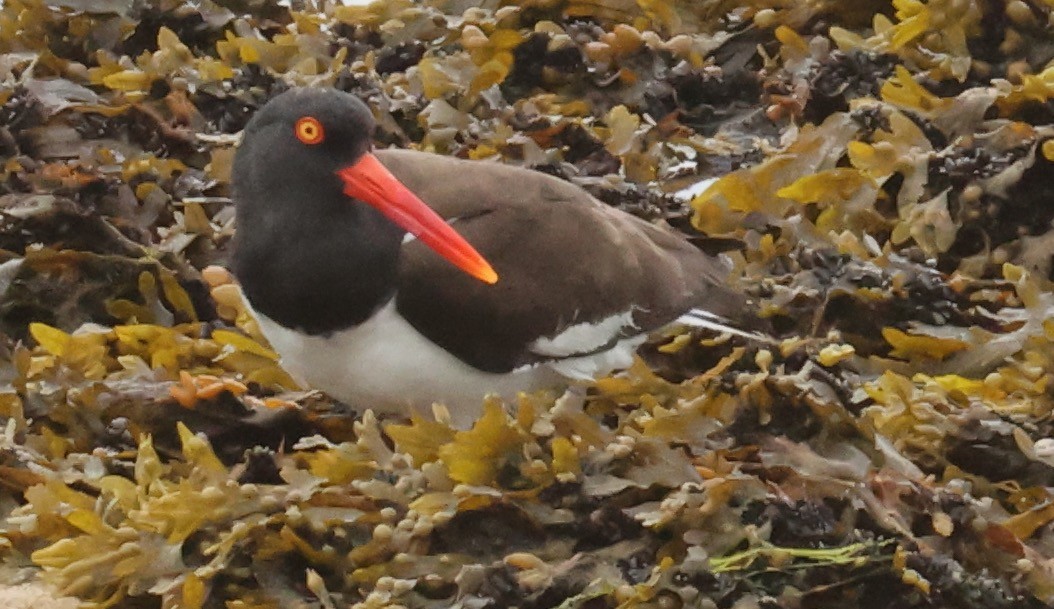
336;153;498;285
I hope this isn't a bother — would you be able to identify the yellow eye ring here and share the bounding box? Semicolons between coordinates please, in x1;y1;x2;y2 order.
295;116;324;145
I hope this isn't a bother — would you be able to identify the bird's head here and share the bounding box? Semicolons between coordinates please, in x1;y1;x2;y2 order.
234;88;497;285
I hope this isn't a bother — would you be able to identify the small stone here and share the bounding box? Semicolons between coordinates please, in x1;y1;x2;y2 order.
664;34;693;57
460;25;489;50
202;265;232;287
373;523;393;542
584;41;613;64
611;24;643;51
753;8;778;28
960;183;983;203
1005;0;1036;27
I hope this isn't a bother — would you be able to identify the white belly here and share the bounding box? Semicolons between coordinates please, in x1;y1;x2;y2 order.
252;301;645;428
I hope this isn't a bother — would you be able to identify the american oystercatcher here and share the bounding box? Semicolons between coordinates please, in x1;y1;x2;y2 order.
232;88;758;426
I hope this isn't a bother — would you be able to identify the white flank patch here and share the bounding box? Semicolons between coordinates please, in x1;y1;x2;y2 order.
545;334;647;381
673;176;720;201
676;308;777;343
251;301;643;428
530;310;637;358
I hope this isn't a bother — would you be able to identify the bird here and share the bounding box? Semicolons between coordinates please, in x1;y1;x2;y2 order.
231;87;761;427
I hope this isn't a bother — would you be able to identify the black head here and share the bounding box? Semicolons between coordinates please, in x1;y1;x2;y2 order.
231;88;404;334
242;88;375;171
232;88;378;209
230;88;496;335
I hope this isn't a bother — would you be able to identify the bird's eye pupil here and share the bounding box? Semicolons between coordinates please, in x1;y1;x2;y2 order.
295;117;324;145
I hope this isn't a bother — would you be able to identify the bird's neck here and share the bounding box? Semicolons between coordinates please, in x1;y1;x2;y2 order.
233;194;405;335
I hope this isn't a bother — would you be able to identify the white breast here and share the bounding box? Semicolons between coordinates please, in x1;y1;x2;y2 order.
252;301;645;428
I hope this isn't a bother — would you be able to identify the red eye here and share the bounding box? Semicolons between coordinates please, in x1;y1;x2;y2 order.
295;116;324;145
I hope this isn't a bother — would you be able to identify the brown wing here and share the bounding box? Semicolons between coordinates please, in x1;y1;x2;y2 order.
377;148;747;373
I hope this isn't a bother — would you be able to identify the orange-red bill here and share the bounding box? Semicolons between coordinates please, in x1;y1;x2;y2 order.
336;153;498;285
